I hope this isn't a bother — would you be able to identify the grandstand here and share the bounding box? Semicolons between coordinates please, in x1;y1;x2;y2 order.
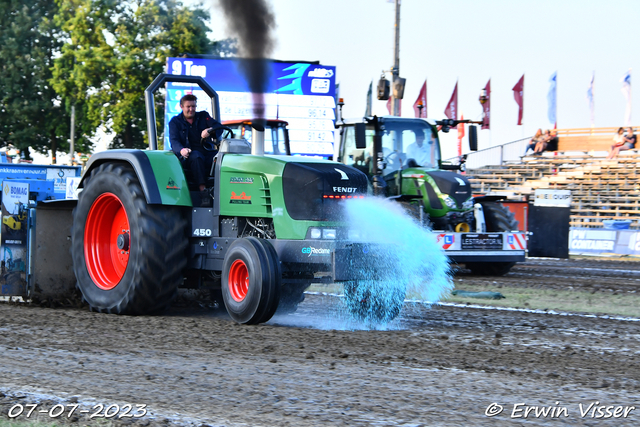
465;127;640;229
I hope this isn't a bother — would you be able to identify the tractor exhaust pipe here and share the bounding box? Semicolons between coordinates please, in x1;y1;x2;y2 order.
251;120;266;156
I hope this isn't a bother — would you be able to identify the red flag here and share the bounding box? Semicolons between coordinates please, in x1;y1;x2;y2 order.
457;114;465;157
386;96;401;116
444;81;458;120
512;75;524;125
482;79;491;130
413;80;427;118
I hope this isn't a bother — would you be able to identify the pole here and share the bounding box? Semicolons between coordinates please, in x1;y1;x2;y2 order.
70;105;75;165
391;0;400;116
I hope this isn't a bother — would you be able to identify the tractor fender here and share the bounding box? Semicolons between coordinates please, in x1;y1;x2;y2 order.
80;149;191;206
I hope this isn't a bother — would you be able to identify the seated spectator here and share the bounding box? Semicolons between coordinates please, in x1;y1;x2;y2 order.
607;127;636;159
546;130;559;151
523;128;543;156
606;127;625;158
533;129;551;155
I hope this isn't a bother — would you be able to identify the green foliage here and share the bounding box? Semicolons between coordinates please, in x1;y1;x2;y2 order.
52;0;222;149
0;0;71;159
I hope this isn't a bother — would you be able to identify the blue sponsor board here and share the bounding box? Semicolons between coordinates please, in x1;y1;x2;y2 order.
165;57;337;157
569;228;640;256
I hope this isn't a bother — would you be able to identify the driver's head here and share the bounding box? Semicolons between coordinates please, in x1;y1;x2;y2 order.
180;94;198;120
415;129;425;147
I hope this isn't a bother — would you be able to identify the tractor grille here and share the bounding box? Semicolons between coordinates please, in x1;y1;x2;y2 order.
282;163;369;221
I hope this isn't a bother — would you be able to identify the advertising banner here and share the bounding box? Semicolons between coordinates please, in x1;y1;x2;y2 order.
569;228;640;256
165;58;337;157
1;181;29;296
534;189;572;207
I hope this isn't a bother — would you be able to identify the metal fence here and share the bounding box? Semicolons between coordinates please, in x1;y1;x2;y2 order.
445;136;532;169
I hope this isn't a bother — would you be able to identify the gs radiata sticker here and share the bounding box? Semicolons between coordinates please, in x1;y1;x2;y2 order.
301;247;331;257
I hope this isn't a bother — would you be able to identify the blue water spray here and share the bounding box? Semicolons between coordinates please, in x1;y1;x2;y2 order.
340;196;453;326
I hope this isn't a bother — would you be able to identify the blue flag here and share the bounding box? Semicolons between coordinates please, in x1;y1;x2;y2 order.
547;72;557;126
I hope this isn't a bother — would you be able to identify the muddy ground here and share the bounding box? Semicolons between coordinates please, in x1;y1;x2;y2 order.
1;258;640;427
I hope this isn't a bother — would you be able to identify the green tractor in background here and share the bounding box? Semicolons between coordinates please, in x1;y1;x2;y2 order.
335;115;525;276
70;74;401;324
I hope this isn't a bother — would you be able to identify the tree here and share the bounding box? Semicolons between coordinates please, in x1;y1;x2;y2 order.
53;0;223;150
0;0;74;161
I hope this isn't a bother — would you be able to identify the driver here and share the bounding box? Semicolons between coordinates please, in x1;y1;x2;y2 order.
169;94;223;192
405;129;431;167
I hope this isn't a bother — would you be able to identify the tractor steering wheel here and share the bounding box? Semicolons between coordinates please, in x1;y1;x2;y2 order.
201;123;235;151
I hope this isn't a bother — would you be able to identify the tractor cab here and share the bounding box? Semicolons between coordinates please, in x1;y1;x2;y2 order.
337;116;442;195
222;119;291;156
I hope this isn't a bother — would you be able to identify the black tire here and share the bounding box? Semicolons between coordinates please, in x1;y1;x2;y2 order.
276;284;307;315
221;237;280;324
343;280;405;324
71;163;187;314
466;202;519;276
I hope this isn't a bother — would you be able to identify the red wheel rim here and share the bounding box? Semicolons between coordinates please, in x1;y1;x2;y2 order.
84;193;131;290
228;259;249;302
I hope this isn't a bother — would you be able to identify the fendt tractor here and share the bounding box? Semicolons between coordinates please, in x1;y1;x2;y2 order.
23;74;408;324
334;114;526;276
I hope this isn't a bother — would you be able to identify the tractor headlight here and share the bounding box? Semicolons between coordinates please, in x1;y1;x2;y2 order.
348;229;361;240
462;198;474;210
309;227;337;239
322;229;336;239
443;195;457;209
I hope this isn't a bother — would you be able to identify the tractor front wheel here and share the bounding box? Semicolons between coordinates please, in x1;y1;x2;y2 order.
71;163;187;314
222;237;281;324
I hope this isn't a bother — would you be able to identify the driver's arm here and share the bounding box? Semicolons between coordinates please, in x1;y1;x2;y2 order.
201;113;224;141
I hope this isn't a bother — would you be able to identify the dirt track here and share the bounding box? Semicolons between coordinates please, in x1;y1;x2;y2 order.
1;258;640;426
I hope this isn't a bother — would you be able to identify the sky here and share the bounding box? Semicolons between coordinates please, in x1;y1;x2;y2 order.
197;0;640;160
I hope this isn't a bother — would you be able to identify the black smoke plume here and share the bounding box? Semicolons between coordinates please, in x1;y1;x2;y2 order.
218;0;276;120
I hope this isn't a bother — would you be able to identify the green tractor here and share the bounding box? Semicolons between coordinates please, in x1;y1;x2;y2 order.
335;115;525;276
70;74;401;324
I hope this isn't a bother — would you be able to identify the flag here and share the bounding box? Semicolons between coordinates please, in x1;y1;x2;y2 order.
482;79;490;130
386;96;402;116
512;74;524;125
547;71;557;127
444;81;458;120
413;80;427;118
587;72;595;127
365;81;372;116
457;114;465;157
622;69;631;126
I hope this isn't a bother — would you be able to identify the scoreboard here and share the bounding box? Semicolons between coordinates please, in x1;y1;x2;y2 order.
165;57;337;157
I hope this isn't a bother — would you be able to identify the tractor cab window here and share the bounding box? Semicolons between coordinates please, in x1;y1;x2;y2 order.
384;125;439;169
341;125;375;174
238;125;288;155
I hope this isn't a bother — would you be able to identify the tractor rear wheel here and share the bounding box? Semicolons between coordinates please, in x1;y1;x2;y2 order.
343;280;405;324
71;163;187;314
222;237;280;324
466;202;519;276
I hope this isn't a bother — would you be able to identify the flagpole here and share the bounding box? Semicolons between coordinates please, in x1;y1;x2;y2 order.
391;0;401;117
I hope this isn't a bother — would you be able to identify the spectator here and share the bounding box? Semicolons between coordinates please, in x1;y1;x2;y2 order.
606;127;625;159
546;130;559;151
607;127;636;159
533;129;551;155
523;128;543;156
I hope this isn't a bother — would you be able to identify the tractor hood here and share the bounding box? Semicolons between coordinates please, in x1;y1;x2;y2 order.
282;162;369;221
423;170;472;206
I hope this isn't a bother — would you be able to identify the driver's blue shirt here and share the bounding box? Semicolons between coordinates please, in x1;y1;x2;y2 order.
168;111;222;156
